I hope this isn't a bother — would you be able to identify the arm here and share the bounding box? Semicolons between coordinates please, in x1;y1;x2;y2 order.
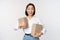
41;27;46;35
38;18;46;35
34;18;46;37
38;18;46;34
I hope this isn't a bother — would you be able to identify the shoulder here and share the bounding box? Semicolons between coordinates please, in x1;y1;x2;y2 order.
33;16;43;25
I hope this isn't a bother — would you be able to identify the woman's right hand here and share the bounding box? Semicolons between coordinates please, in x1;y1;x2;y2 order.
18;21;28;28
21;22;27;27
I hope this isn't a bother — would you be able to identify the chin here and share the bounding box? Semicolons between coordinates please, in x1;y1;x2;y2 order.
28;14;33;16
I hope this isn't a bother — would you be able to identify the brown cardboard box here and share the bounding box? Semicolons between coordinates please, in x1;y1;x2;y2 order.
18;17;28;29
31;24;43;37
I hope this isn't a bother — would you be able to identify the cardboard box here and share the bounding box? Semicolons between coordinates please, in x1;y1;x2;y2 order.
18;17;28;29
31;24;43;37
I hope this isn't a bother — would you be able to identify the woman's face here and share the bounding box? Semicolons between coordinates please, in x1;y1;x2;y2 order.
26;5;34;16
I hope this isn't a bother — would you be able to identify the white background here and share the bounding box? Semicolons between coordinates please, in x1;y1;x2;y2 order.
0;0;60;40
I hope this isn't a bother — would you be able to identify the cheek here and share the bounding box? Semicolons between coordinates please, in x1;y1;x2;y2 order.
32;10;34;13
27;10;30;12
27;10;31;13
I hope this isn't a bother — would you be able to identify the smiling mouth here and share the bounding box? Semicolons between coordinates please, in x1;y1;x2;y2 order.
30;13;32;14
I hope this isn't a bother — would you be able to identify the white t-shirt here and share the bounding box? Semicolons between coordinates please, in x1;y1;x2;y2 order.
23;16;45;34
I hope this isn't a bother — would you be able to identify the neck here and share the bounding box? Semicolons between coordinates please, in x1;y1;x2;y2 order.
27;16;33;20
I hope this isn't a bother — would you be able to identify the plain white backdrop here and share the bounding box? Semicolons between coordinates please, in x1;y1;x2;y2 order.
0;0;60;40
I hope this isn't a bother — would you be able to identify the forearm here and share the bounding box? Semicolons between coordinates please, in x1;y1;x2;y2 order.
41;27;46;34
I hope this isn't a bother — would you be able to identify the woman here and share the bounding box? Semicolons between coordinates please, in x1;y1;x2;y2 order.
22;3;45;40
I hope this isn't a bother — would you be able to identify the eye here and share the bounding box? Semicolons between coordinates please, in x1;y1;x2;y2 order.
31;8;34;10
27;8;30;10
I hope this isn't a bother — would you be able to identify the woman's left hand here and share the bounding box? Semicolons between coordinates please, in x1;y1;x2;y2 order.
34;32;43;37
